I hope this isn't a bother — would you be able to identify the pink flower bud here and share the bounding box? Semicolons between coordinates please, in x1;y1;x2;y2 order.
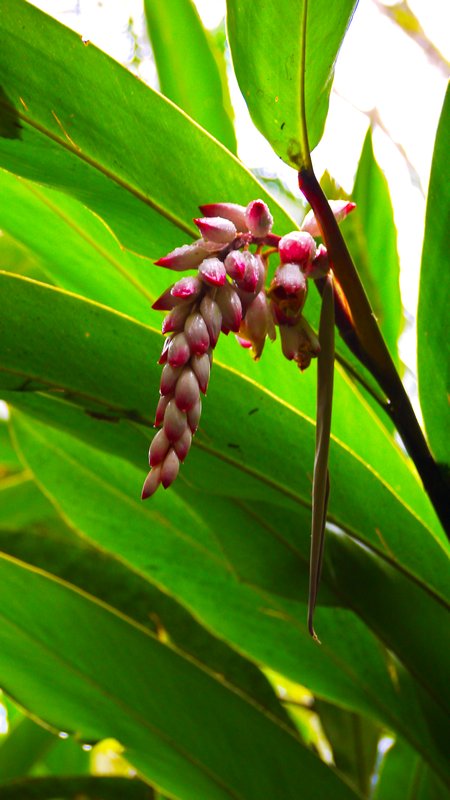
175;368;199;412
194;216;237;244
160;448;180;488
301;200;356;237
245;199;273;237
173;427;192;462
154;393;171;427
184;313;210;355
200;295;222;348
269;264;307;323
190;352;211;394
305;244;330;279
224;250;247;280
162;302;192;334
239;291;275;359
152;285;181;311
278;231;316;266
158;335;172;364
160;363;182;396
163;398;188;442
234;251;260;293
167;332;191;367
141;465;162;500
199;202;248;231
198;257;227;287
171;275;203;299
155;241;209;271
187;396;202;433
279;318;320;370
216;283;243;333
279;323;299;361
149;428;171;467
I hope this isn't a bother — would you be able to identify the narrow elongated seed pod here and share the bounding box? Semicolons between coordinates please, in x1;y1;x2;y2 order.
163;399;188;441
173;427;192;461
167;332;191;367
149;428;171;467
184;313;210;355
141;465;162;499
161;448;180;488
194;216;237;244
175;368;200;412
160;363;182;396
191;353;210;393
200;295;222;347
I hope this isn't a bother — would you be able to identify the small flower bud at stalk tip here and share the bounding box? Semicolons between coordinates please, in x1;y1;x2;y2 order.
161;449;180;488
199;202;248;231
198;258;227;287
149;428;171;467
163;399;188;442
141;465;162;500
194;216;237;244
175;368;200;412
245;199;273;238
184;313;210;355
168;332;191;367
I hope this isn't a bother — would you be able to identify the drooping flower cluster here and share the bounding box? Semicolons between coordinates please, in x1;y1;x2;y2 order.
142;198;355;499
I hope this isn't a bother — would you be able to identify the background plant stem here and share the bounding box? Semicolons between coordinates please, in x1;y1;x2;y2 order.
299;167;450;537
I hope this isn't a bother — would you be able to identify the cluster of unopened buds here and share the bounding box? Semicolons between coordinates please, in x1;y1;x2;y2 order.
142;198;355;499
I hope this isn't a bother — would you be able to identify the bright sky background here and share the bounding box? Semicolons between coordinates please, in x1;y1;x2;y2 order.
25;0;450;398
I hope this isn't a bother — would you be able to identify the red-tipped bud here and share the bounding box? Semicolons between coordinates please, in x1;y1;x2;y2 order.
269;264;307;323
234;251;260;293
200;295;222;347
152;285;181;311
167;332;191;367
162;302;192;334
155;241;209;271
278;231;316;266
190;353;211;394
301;200;356;237
160;363;183;396
163;399;188;442
199;202;248;231
154;393;171;427
171;275;203;299
149;428;171;467
158;335;172;364
198;257;227;287
160;448;180;488
279;324;299;361
141;465;162;499
236;336;253;349
245;199;273;238
216;283;243;333
184;312;210;355
224;251;247;280
239;291;275;359
187;396;202;433
279;318;320;370
305;244;330;279
175;368;199;412
173;427;192;462
194;216;237;244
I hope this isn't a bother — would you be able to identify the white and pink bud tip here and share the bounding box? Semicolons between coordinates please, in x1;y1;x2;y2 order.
305;244;330;280
278;231;316;267
301;200;356;237
199;202;248;232
155;240;209;271
238;291;276;360
198;257;227;287
194;216;237;244
245;199;273;238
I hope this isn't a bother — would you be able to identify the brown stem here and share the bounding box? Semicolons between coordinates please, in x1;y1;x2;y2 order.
299;167;450;537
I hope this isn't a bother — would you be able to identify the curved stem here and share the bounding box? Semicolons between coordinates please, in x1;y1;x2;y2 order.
299;167;450;537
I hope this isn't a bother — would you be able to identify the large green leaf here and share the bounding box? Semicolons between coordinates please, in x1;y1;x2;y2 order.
0;0;294;261
226;0;357;167
0;716;55;783
344;129;402;365
417;85;450;464
8;404;450;783
0;776;154;800
0;554;360;800
143;0;236;152
373;738;450;800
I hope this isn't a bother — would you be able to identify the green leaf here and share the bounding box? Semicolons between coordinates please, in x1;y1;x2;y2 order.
417;85;450;464
143;0;236;152
373;738;450;800
0;419;21;474
0;716;55;783
0;776;154;800
314;700;381;796
0;554;360;800
344;129;402;366
8;401;450;783
226;0;357;167
0;0;293;260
